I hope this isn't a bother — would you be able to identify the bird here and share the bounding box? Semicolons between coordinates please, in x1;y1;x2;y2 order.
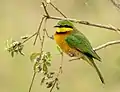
54;20;105;84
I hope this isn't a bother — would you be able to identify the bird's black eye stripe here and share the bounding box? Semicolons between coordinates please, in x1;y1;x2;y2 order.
64;25;73;28
55;25;73;28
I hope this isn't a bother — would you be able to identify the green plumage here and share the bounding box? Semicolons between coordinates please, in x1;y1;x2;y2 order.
65;29;101;61
55;20;105;84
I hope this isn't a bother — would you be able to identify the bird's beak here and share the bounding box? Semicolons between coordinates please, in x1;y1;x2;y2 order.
54;25;58;27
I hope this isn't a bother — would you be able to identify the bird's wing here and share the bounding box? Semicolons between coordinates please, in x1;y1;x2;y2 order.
65;31;101;61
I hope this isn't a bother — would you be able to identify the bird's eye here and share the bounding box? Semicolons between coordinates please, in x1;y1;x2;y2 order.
64;25;69;27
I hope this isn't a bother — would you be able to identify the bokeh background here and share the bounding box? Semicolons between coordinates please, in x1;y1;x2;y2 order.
1;0;120;92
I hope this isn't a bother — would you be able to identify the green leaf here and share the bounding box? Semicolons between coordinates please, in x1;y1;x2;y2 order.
50;72;55;75
11;51;14;57
19;50;24;56
44;52;52;61
43;63;48;72
33;62;41;72
5;39;25;57
56;82;60;90
30;53;41;62
40;77;45;85
46;62;51;66
46;81;53;88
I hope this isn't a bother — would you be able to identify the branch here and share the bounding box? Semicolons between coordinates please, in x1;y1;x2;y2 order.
49;2;67;18
28;72;36;92
44;15;120;34
28;16;47;92
111;0;120;10
22;32;37;44
69;40;120;62
43;0;120;34
42;2;50;17
94;40;120;51
50;78;58;92
33;16;45;45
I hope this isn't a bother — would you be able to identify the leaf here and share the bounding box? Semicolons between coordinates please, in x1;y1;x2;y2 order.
19;50;24;56
46;52;51;57
11;51;14;57
43;63;48;72
33;62;41;72
56;81;60;90
44;52;52;62
6;39;25;57
40;77;45;85
50;72;55;75
46;81;53;88
46;62;51;66
30;53;41;62
38;65;42;72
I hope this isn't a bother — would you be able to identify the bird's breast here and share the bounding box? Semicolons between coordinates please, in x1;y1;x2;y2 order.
54;32;83;57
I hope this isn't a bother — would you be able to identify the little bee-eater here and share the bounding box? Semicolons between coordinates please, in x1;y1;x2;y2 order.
54;20;105;84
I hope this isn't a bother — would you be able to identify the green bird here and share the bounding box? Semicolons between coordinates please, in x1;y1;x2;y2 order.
54;20;105;84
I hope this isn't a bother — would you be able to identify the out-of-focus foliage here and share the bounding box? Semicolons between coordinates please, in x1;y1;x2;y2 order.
30;52;52;73
5;39;24;57
30;51;60;91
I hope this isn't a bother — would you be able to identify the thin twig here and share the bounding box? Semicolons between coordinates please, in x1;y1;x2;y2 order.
28;72;36;92
42;1;54;40
44;15;120;33
68;40;120;62
49;46;63;92
22;32;37;44
33;16;45;45
59;51;63;74
56;46;64;73
111;0;120;10
28;17;47;92
49;62;62;92
50;2;67;18
42;2;50;17
50;78;58;92
41;17;47;51
94;40;120;51
45;29;54;40
49;1;65;75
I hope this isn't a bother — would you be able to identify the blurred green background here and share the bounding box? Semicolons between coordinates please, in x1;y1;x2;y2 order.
1;0;120;92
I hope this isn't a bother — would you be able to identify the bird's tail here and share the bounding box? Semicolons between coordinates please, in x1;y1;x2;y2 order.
82;56;105;84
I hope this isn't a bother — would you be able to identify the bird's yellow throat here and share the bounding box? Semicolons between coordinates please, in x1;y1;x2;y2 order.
56;27;73;33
